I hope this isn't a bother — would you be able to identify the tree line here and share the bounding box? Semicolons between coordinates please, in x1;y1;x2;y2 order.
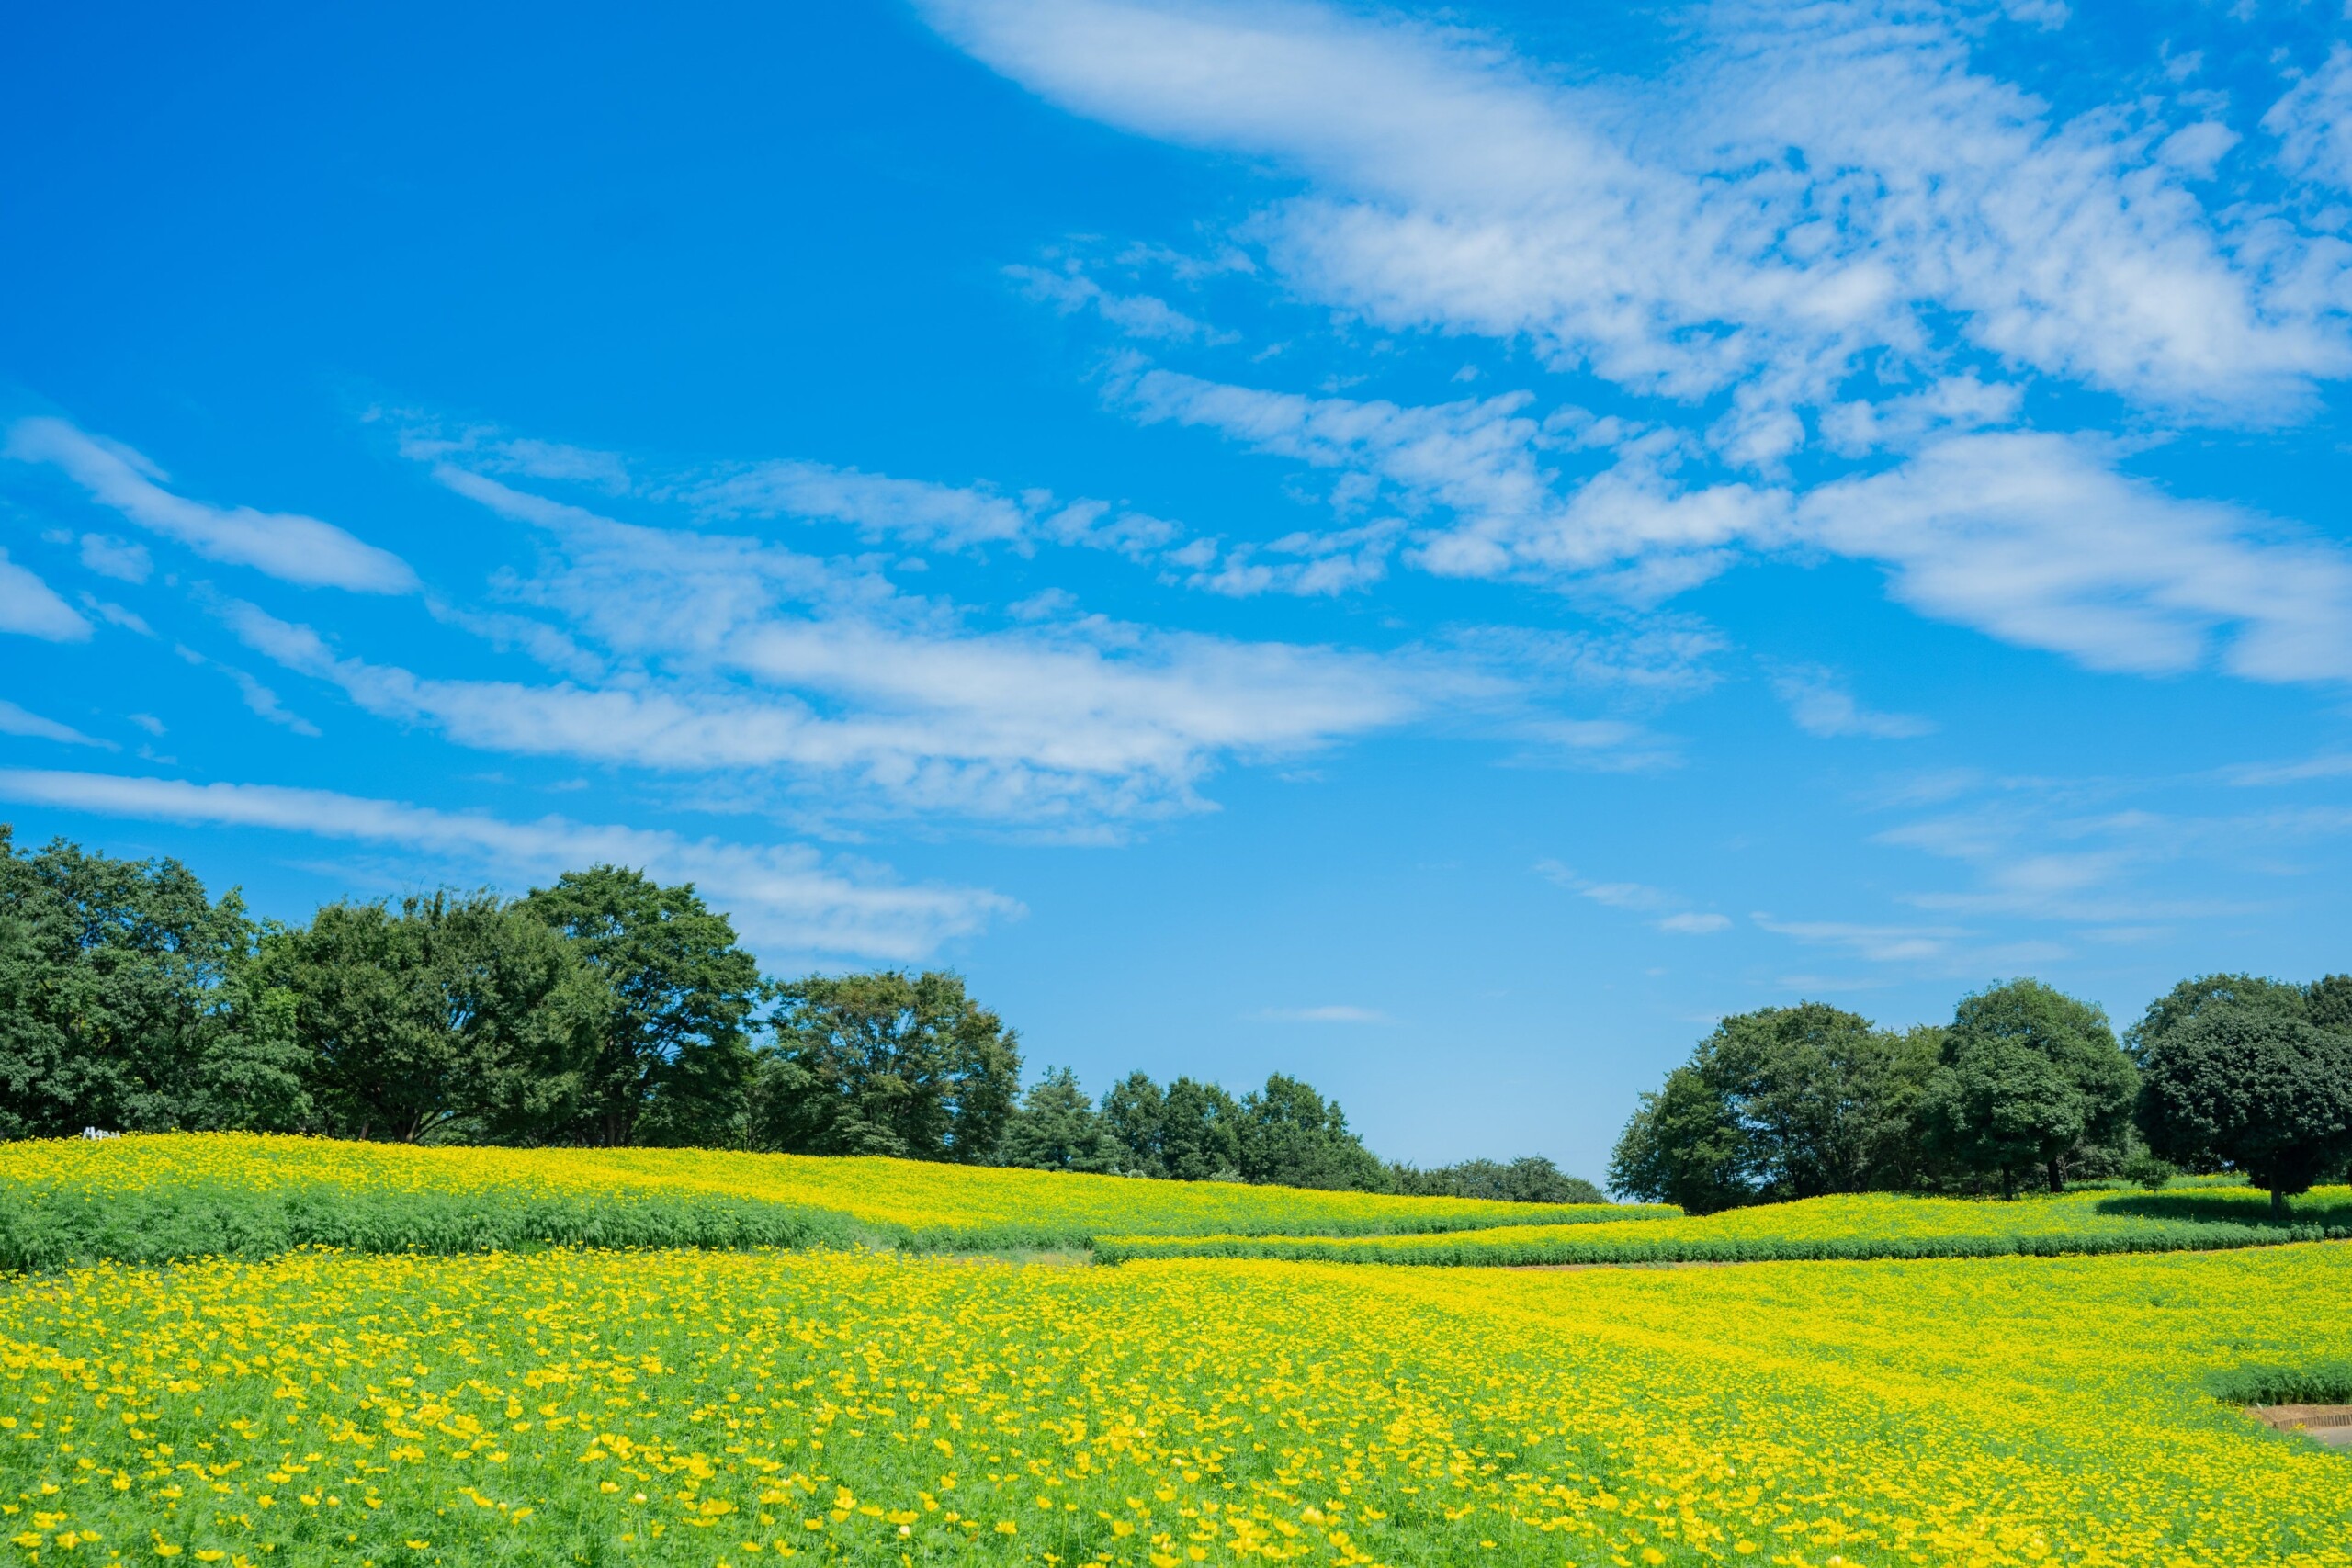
0;828;1598;1201
1611;975;2352;1214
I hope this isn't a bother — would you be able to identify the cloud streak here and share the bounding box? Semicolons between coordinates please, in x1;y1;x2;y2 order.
6;417;419;593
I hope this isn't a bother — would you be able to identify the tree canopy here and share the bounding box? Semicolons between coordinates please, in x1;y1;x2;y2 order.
1608;1004;1939;1212
753;969;1020;1162
2138;999;2352;1213
0;829;304;1139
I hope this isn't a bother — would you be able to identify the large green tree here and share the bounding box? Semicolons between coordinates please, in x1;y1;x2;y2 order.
1236;1074;1385;1190
521;867;761;1147
0;829;306;1138
1937;979;2137;1190
996;1066;1118;1173
1097;1072;1251;1180
1608;1064;1750;1213
259;891;602;1143
2126;973;2312;1057
753;969;1020;1162
1919;1037;2085;1200
2308;974;2352;1033
1607;1004;1938;1211
2137;999;2352;1214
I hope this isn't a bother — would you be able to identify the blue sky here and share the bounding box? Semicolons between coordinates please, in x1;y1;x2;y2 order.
5;0;2351;1179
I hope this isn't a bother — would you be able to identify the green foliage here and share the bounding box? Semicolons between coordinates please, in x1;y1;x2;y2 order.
256;891;604;1144
2206;1360;2352;1407
0;1175;857;1273
0;829;307;1138
2124;972;2312;1060
1609;1066;1750;1213
1939;978;2138;1190
2121;1150;2177;1191
1236;1073;1386;1190
997;1066;1119;1173
755;969;1021;1162
520;866;762;1147
1390;1156;1605;1205
2304;973;2352;1033
2137;998;2352;1212
1922;1037;2085;1200
1608;1005;1937;1212
1098;1073;1248;1180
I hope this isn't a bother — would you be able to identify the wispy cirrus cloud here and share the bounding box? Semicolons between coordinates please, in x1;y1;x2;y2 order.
0;768;1016;962
1769;664;1934;740
6;416;419;593
1535;858;1727;933
0;547;87;641
1254;1004;1393;1024
925;0;2352;422
0;700;109;749
221;466;1485;829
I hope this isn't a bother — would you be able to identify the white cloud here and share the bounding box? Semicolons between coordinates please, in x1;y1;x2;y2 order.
77;534;152;583
0;700;109;749
687;459;1034;550
1255;1004;1393;1023
221;468;1471;827
5;417;419;593
1121;365;1780;590
0;768;1016;962
1750;914;1962;964
1798;433;2352;682
1536;858;1726;931
1769;665;1935;739
1005;262;1220;341
80;594;153;636
174;643;322;738
2265;43;2352;194
924;0;2352;422
0;548;88;641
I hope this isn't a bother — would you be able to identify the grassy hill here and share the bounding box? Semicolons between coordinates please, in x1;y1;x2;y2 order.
0;1133;1668;1270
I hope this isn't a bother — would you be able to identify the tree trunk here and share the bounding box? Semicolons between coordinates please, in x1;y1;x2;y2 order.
2000;1168;2015;1201
2271;1187;2290;1220
2047;1158;2064;1193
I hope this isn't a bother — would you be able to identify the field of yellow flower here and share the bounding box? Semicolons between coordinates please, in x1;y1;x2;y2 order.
0;1136;1660;1271
4;1241;2350;1568
1095;1184;2352;1265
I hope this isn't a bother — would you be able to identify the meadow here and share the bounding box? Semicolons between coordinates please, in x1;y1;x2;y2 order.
6;1135;2352;1568
0;1136;1661;1272
1093;1184;2352;1266
4;1243;2350;1568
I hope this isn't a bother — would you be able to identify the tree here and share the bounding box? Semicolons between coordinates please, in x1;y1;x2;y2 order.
1159;1077;1244;1180
1099;1071;1168;1177
2126;973;2311;1059
1609;1065;1749;1213
1391;1156;1605;1205
755;970;1020;1162
997;1067;1118;1173
522;867;761;1147
259;891;602;1144
0;829;306;1138
2305;974;2352;1034
1606;1004;1938;1211
1944;980;2136;1190
1237;1074;1385;1190
1919;1037;2084;1199
2137;999;2352;1215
